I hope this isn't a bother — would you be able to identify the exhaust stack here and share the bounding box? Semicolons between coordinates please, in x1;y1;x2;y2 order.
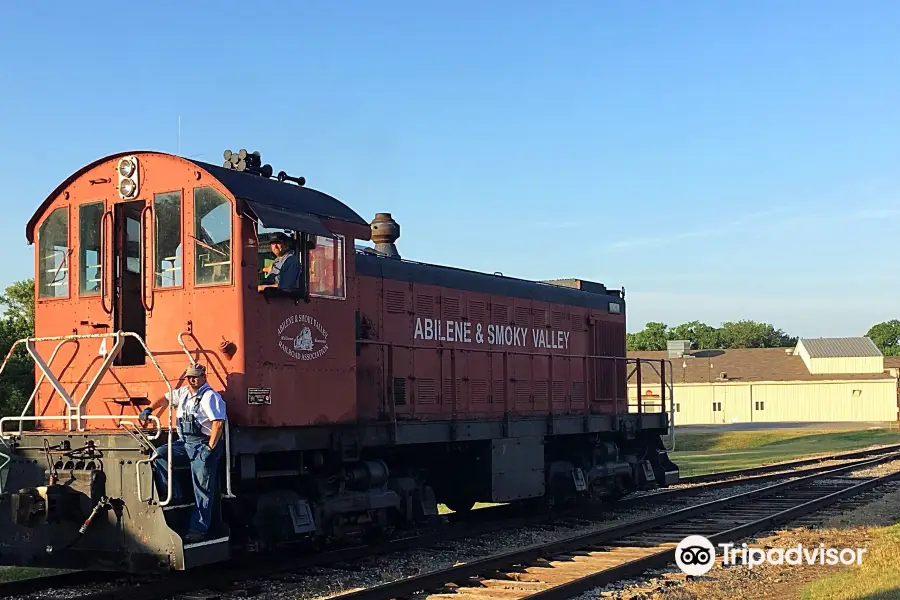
370;213;401;259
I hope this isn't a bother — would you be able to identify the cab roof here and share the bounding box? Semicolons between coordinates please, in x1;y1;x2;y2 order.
26;150;368;243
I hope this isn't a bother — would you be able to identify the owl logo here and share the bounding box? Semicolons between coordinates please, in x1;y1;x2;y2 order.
294;327;314;352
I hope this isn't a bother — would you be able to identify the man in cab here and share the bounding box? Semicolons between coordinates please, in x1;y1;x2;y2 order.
258;231;301;290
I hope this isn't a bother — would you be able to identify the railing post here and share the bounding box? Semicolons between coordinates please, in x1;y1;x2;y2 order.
660;359;667;415
636;358;643;414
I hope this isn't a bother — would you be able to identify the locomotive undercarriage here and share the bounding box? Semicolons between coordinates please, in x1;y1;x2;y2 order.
0;419;676;573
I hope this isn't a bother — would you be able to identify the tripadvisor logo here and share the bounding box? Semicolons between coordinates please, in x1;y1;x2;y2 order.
674;535;868;576
675;535;716;576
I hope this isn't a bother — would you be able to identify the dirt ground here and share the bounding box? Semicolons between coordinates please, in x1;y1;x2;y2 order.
592;484;900;600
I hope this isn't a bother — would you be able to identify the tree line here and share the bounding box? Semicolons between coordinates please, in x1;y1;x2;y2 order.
627;320;798;351
628;318;900;356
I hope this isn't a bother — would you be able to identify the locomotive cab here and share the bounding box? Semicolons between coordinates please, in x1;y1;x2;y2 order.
0;150;372;571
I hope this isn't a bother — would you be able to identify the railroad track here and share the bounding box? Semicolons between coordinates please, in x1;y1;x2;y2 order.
4;444;899;600
327;452;900;600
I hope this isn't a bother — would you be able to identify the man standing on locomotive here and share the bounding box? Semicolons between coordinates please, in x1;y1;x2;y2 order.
258;231;301;289
139;363;227;543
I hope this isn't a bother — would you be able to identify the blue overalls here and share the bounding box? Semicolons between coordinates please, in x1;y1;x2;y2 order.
152;384;223;536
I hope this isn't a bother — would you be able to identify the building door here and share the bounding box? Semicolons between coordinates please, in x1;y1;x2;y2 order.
716;386;751;424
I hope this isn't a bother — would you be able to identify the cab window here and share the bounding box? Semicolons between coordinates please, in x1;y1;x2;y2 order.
309;234;345;299
78;202;103;296
154;191;182;288
257;225;301;289
193;187;231;286
38;207;69;298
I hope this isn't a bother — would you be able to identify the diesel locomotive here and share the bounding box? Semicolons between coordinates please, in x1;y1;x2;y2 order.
0;149;677;572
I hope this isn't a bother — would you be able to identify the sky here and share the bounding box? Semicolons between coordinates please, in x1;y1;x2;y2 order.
1;1;899;338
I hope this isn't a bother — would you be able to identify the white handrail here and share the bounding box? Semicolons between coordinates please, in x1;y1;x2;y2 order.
0;450;10;496
0;331;175;506
0;414;162;439
16;338;78;435
175;330;235;499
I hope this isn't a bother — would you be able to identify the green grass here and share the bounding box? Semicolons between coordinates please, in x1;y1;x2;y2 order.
671;427;900;477
799;522;900;599
0;566;69;583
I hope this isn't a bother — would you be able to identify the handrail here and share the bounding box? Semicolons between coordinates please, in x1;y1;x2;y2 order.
100;210;113;315
1;414;162;439
0;331;176;506
140;205;153;312
15;338;78;435
173;330;235;499
0;449;10;496
357;340;671;420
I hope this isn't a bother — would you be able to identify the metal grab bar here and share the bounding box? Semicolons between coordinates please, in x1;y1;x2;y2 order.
0;331;175;506
0;414;162;440
16;338;78;435
0;450;10;496
139;205;153;312
174;330;235;499
100;210;113;315
639;359;676;452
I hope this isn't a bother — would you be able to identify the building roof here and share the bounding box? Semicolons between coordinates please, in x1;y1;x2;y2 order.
797;337;882;358
629;348;894;385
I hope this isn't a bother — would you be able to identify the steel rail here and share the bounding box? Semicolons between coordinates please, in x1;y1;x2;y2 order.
678;441;900;484
6;448;899;600
325;452;900;600
521;465;900;600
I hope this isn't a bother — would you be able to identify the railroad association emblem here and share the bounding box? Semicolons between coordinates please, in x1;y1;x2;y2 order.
278;314;329;361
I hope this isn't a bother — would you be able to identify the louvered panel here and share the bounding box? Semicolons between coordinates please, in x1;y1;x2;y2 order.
552;381;567;404
471;379;489;403
443;378;462;405
551;310;565;328
393;377;407;405
443;297;460;319
417;378;436;404
571;311;584;331
492;304;508;324
514;306;530;326
532;308;546;327
572;381;585;406
533;381;548;405
386;290;406;314
416;294;434;317
470;301;486;322
493;379;505;405
516;381;531;405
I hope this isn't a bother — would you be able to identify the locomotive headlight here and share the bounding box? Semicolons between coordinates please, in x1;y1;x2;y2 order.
120;178;136;198
118;158;136;178
117;155;140;199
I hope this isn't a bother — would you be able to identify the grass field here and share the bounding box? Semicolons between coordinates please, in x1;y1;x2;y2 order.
799;522;900;599
671;427;900;477
0;566;67;583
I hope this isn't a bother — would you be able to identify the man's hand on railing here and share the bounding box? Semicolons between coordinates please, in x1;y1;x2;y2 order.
138;408;152;424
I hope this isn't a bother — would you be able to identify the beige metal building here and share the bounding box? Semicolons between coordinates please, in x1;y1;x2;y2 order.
628;338;900;425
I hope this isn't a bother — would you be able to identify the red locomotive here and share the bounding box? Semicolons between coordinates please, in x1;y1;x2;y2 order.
0;149;677;572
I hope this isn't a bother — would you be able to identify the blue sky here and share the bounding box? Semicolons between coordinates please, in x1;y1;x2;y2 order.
2;1;899;338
